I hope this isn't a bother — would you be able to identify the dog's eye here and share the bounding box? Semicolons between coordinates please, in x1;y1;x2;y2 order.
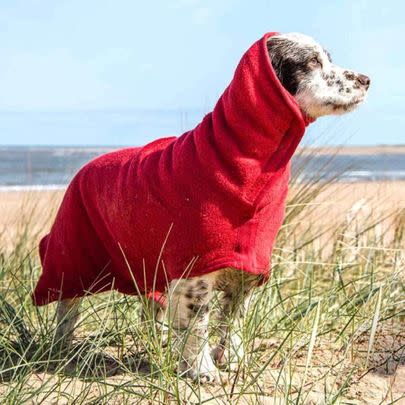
309;58;322;68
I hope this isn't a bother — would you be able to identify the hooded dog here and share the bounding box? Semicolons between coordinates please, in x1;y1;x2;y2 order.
33;32;370;382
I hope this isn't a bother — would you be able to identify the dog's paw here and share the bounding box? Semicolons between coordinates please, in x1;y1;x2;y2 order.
186;368;228;385
178;359;227;385
211;345;243;372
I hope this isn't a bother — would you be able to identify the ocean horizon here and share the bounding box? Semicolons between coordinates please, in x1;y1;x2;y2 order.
1;145;405;191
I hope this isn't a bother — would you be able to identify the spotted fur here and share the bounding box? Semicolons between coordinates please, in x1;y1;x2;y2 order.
267;33;370;118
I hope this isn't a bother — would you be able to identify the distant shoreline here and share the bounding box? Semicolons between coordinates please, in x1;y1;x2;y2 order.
298;145;405;155
1;144;405;156
1;145;405;188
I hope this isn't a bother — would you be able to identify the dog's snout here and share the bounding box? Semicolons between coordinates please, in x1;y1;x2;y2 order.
356;74;370;89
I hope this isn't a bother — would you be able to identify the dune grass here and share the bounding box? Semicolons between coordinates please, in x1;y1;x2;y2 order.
0;160;404;404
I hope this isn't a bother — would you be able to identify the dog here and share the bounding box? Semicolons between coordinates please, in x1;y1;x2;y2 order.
35;32;370;384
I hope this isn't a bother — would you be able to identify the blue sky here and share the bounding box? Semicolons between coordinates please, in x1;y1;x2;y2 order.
0;0;403;146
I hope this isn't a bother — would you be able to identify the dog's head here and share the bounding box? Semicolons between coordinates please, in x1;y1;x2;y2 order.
267;33;370;118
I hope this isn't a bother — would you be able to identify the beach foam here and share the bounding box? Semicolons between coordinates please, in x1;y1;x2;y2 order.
0;184;66;192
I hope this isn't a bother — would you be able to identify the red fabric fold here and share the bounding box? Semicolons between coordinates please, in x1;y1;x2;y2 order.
33;32;314;306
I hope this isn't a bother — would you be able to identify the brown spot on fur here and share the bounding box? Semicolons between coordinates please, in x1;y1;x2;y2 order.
194;290;209;303
223;292;233;300
185;290;194;299
197;279;208;290
187;303;209;318
344;71;356;81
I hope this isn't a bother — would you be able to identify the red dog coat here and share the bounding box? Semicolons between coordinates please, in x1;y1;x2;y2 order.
33;32;314;306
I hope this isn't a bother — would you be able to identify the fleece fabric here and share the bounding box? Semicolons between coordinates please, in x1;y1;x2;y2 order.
33;32;314;306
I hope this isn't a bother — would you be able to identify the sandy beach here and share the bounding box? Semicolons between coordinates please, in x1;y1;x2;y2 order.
1;181;404;251
1;181;404;225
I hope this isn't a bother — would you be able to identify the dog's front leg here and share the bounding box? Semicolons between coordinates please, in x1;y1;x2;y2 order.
211;277;254;370
167;275;220;384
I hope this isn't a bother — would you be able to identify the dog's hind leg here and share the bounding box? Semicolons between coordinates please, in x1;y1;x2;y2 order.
167;274;221;384
55;298;82;350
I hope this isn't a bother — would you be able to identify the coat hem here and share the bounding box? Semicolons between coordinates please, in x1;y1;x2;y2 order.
32;256;270;306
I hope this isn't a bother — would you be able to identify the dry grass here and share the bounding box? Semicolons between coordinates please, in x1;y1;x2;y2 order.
0;168;404;404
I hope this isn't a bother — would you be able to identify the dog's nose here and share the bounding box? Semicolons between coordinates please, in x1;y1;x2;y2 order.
356;74;370;89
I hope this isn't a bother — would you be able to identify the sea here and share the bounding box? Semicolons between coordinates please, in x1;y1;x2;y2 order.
1;146;405;191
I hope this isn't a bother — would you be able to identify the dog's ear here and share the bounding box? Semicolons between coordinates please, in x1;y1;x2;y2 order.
266;37;299;95
266;37;285;84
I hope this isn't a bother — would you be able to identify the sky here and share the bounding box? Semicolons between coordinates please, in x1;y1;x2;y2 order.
0;0;404;146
